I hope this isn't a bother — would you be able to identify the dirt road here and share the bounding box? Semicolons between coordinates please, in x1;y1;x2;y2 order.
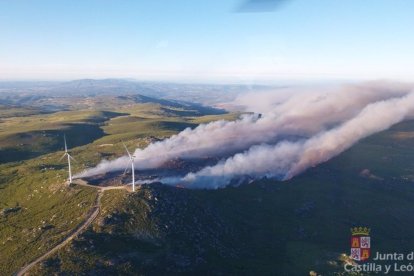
16;180;128;275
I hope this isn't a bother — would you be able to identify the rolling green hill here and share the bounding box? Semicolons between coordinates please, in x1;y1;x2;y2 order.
0;110;122;163
0;95;236;275
0;93;230;164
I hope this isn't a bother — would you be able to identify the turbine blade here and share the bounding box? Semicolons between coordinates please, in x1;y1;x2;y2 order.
123;164;129;175
123;142;132;158
59;153;66;162
68;154;77;162
64;134;68;152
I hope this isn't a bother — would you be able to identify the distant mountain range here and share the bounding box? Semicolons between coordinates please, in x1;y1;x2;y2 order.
0;79;272;107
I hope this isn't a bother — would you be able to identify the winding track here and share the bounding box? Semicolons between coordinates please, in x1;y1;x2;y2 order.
16;180;128;276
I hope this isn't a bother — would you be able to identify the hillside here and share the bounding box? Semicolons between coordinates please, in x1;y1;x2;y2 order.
3;88;414;275
0;94;238;275
0;93;227;164
21;120;414;275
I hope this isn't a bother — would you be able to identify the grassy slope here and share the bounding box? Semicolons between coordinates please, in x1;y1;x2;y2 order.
0;156;97;275
0;110;123;163
0;92;227;163
0;105;46;118
28;120;414;275
0;101;236;275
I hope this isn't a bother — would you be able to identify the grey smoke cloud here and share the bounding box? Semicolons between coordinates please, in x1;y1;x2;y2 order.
76;81;414;189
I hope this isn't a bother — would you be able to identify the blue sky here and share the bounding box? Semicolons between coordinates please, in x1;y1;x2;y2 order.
0;0;413;83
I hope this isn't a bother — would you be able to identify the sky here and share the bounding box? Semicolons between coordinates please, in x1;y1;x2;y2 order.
0;0;413;83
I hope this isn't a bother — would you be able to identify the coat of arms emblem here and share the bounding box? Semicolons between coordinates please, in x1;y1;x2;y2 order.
350;227;371;261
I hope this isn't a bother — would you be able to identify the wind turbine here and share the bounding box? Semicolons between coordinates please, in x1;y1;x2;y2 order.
60;134;74;184
123;143;136;192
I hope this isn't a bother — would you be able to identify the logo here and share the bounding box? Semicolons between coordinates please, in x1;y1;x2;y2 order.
350;227;371;261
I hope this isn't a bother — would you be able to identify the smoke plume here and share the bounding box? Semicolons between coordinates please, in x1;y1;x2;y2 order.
76;81;414;189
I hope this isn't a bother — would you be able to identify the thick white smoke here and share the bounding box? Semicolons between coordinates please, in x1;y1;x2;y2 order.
76;81;414;189
183;91;414;188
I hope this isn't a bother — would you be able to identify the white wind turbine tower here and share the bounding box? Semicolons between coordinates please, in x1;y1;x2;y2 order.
60;134;74;184
123;143;136;192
